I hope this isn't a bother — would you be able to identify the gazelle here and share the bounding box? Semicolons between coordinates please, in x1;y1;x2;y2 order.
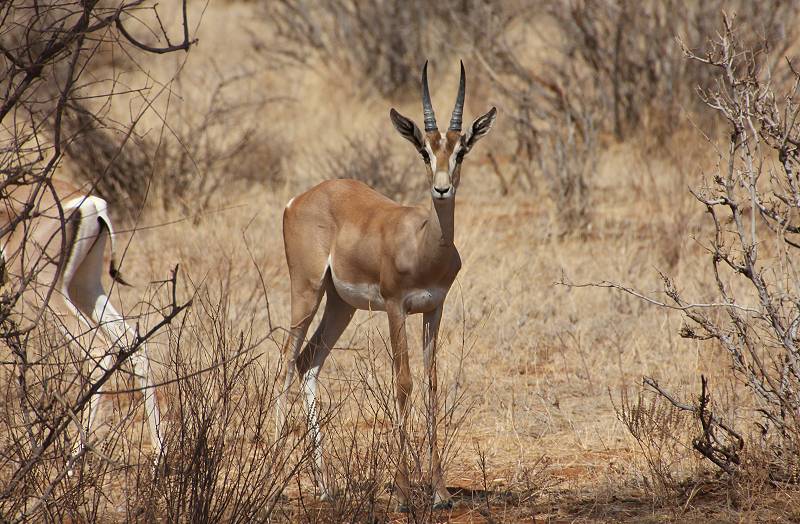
1;179;164;465
277;61;496;509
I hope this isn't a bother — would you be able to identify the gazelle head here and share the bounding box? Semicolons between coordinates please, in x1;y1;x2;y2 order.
390;61;497;202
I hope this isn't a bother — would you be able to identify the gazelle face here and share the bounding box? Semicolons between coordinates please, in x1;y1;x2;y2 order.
389;61;497;204
422;131;463;201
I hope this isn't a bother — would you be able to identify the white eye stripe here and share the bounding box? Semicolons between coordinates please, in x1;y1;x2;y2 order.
425;141;437;173
449;141;463;172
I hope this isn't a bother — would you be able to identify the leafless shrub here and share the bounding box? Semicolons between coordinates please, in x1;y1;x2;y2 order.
140;280;312;522
1;0;195;307
574;14;800;481
1;1;196;215
643;376;744;477
664;16;800;475
450;1;798;235
265;0;453;98
319;135;421;203
62;68;284;217
545;0;798;141
537;110;596;235
0;269;189;521
0;0;196;519
155;69;285;215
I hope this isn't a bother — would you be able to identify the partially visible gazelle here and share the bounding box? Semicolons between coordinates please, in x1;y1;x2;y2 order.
1;179;164;464
277;61;496;509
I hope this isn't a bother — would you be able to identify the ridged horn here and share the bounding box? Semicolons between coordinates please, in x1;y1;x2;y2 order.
448;60;466;132
421;60;438;132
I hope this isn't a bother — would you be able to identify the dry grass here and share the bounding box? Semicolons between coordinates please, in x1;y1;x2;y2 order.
5;1;800;522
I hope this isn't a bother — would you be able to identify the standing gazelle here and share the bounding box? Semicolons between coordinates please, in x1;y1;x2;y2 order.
1;179;164;465
277;61;496;509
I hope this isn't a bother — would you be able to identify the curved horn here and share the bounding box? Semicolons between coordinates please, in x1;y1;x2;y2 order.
421;60;437;132
448;60;466;132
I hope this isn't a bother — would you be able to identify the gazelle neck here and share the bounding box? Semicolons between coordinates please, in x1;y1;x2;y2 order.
423;196;455;249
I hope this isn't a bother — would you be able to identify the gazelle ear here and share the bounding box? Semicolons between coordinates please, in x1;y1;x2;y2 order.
390;108;425;151
463;107;497;153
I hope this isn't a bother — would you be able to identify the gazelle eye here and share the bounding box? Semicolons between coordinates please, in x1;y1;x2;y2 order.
421;150;430;163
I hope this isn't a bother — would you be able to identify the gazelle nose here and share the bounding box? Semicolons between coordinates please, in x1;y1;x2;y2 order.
434;185;450;195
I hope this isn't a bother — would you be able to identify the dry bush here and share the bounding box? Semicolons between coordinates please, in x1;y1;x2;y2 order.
319;135;421;203
592;14;800;485
152;68;285;215
452;1;797;232
0;1;198;520
0;1;196;216
0;0;195;310
537;110;595;235
265;0;454;98
1;262;326;521
138;280;313;522
0;271;187;521
545;0;798;141
63;67;285;217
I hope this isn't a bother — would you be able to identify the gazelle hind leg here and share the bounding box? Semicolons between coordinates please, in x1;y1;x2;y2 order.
128;345;164;461
276;271;327;438
61;297;114;466
64;201;164;463
296;277;355;500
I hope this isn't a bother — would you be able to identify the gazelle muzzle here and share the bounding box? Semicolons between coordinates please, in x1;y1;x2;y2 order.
432;170;454;200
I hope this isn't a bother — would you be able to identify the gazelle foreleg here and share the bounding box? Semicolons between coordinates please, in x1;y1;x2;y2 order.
387;302;412;510
423;306;451;507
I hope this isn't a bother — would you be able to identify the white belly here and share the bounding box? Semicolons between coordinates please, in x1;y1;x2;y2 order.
331;275;387;311
330;266;446;314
